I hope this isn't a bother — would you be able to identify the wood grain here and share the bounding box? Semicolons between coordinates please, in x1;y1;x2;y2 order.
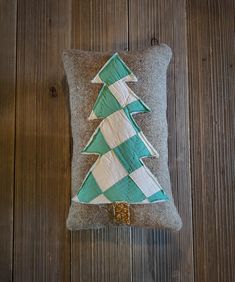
71;0;128;51
70;1;133;281
129;0;194;281
0;1;17;281
187;1;235;281
13;0;71;281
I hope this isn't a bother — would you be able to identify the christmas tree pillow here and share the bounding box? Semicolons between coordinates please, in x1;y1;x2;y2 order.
62;45;182;231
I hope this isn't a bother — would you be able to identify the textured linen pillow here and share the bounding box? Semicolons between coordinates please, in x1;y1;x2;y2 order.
62;44;182;231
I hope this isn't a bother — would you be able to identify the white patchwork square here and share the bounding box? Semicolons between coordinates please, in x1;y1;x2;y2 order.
129;166;162;197
72;195;79;203
92;150;128;191
90;194;111;204
123;73;138;82
88;110;98;120
108;80;137;107
92;73;137;84
91;75;103;83
141;199;150;203
100;109;136;148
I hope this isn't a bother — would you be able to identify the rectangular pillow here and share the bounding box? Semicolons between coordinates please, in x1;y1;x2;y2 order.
62;44;182;231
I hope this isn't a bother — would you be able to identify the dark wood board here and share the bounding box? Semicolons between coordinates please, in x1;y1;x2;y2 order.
129;0;194;281
187;0;235;281
13;0;71;281
0;1;17;281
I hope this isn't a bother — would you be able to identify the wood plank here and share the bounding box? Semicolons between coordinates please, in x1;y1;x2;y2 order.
70;1;132;281
0;1;17;281
187;0;235;281
14;0;71;281
129;0;194;281
71;0;128;51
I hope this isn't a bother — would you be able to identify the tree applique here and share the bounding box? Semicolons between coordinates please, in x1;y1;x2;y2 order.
73;53;168;204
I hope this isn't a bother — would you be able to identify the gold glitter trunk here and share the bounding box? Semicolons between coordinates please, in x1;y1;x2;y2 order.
112;202;130;225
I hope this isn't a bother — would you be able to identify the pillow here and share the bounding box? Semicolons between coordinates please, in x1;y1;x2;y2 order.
62;44;182;231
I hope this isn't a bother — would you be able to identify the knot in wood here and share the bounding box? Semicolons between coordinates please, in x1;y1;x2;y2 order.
49;86;58;97
151;37;159;46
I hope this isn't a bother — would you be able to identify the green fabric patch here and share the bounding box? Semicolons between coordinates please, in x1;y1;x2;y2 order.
83;128;110;155
98;53;133;85
104;175;146;202
93;85;122;118
147;190;168;202
113;134;151;173
123;100;150;132
125;99;150;114
77;173;102;203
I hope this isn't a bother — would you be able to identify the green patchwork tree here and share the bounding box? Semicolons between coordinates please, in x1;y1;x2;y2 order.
73;53;168;204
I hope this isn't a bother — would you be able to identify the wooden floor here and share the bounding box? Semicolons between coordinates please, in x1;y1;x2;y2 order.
0;0;234;281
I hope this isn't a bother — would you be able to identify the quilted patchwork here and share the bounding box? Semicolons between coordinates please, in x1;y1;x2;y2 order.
73;53;168;204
